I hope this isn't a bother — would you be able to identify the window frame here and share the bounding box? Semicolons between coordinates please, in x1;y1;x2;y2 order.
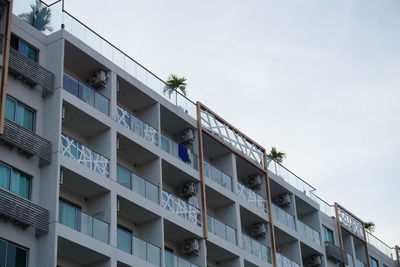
5;95;36;132
323;225;335;244
0;237;29;267
370;257;379;267
10;33;39;62
0;161;32;200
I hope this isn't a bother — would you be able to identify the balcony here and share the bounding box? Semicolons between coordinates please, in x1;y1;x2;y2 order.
60;133;109;177
161;135;198;170
355;259;367;267
366;232;396;259
276;253;300;267
58;201;109;243
0;187;49;236
165;250;199;267
117;227;160;266
161;190;201;226
347;254;354;267
117;165;159;203
203;161;232;191
297;221;321;246
117;106;158;145
237;182;267;212
8;47;55;97
63;73;110;115
0;119;52;165
207;214;237;245
242;233;272;262
272;204;296;230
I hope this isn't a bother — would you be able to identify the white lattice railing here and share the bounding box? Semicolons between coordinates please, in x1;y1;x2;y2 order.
161;190;201;226
337;206;364;239
60;134;109;177
237;182;267;212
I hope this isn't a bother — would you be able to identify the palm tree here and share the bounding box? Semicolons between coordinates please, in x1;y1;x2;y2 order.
164;74;187;98
268;147;286;163
19;0;53;32
364;221;375;232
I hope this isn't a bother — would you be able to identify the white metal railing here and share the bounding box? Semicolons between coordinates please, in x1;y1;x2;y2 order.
237;182;267;212
161;190;201;226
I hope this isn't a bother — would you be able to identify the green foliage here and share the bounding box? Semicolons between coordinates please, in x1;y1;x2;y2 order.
268;147;286;163
19;0;53;32
364;221;375;232
164;74;187;97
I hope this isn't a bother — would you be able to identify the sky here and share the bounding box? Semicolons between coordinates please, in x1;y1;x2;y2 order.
58;0;400;245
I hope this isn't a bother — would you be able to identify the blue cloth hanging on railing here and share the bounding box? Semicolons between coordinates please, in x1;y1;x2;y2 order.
178;144;189;162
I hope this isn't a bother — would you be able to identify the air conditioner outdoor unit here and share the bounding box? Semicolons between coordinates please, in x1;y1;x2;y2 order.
178;128;195;146
181;182;197;199
306;255;323;267
183;239;199;256
247;174;262;190
277;193;291;208
250;222;267;239
88;70;108;89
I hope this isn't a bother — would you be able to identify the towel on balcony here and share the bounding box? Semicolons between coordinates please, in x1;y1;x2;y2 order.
178;144;189;162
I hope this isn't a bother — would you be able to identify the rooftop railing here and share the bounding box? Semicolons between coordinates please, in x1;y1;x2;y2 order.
297;220;321;246
164;250;199;267
117;106;158;145
237;182;268;212
60;134;110;177
161;135;198;170
272;204;296;230
276;253;300;267
117;227;160;266
117;165;159;204
207;214;237;245
310;192;335;218
203;161;233;191
366;232;396;260
63;73;110;115
161;190;201;226
58;201;109;243
242;233;272;263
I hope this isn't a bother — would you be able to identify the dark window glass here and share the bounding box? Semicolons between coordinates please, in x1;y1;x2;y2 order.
0;239;6;266
10;34;18;50
0;239;28;267
370;257;379;267
5;96;35;131
323;226;334;244
10;34;38;62
0;162;31;199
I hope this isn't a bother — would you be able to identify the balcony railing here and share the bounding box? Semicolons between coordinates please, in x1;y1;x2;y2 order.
117;165;159;203
58;201;109;243
268;159;316;200
0;119;52;164
242;233;272;263
297;220;321;246
164;251;199;267
355;259;367;267
60;134;109;177
366;232;396;259
347;254;354;267
310;192;335;218
161;135;198;170
117;227;160;266
63;73;110;115
161;190;201;226
203;161;232;191
9;47;55;97
0;188;49;236
237;182;267;212
117;106;158;145
277;253;300;267
207;215;237;245
272;204;296;230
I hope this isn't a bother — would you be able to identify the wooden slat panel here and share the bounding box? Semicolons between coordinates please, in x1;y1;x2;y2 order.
0;188;49;234
0;119;52;163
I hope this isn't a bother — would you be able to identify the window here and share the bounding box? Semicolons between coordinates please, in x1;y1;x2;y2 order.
323;226;334;244
0;162;31;199
11;34;38;62
0;238;28;267
5;96;35;131
370;257;379;267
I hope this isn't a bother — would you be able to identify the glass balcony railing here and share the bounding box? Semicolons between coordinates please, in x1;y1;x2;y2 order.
355;259;367;267
60;134;109;177
309;192;335;218
161;135;198;170
59;201;109;243
297;221;321;246
117;165;159;203
203;161;232;191
347;254;354;267
165;250;199;267
162;190;201;226
272;204;296;230
207;215;236;245
117;227;160;266
366;232;396;259
268;159;316;201
277;253;300;267
242;233;272;263
117;106;158;145
63;73;109;115
237;182;267;212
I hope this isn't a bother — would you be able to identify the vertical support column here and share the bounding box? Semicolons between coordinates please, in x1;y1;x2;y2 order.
0;0;13;134
196;101;208;238
395;245;400;267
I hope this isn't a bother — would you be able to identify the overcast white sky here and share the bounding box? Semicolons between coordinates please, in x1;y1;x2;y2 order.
62;0;400;245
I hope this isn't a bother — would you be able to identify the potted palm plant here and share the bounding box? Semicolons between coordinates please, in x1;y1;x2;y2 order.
364;221;375;232
267;147;286;173
19;0;53;32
